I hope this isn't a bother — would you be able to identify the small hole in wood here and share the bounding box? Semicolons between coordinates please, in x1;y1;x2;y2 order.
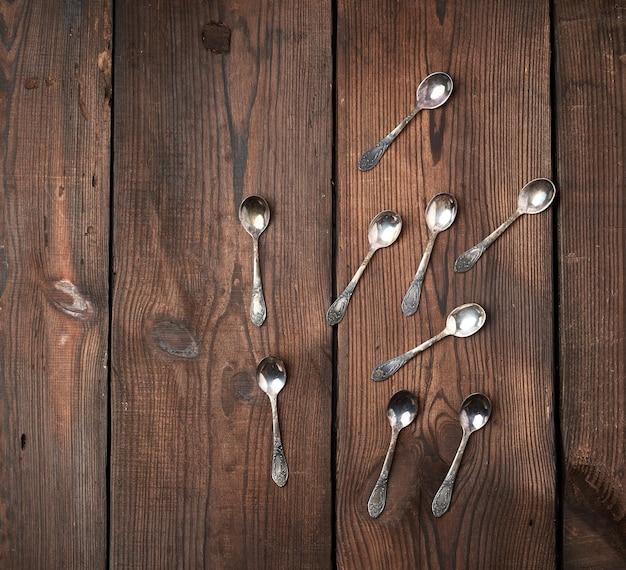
21;434;26;449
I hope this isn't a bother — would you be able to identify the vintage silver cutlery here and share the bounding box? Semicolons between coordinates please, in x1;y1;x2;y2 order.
358;72;453;171
327;210;402;325
432;393;492;517
402;193;457;316
371;303;486;381
239;195;270;326
454;178;556;273
256;356;289;487
368;390;418;518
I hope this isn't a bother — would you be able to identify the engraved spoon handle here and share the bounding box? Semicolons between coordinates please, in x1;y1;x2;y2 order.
269;394;288;487
250;237;267;325
431;430;470;517
371;329;449;381
368;427;400;518
326;248;375;325
358;105;421;171
402;232;436;316
454;209;522;273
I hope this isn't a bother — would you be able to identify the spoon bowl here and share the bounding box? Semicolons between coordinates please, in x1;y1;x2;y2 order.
432;393;492;517
368;390;418;518
256;356;289;486
445;303;487;338
368;210;403;250
402;193;457;316
256;356;287;396
416;71;454;110
239;195;271;326
327;211;402;325
518;178;557;214
358;72;453;171
460;392;492;434
239;195;270;238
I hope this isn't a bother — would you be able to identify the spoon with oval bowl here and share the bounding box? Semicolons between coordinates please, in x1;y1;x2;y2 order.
402;193;457;316
256;356;289;487
239;195;271;326
358;72;453;171
432;393;492;517
454;178;556;273
371;303;486;381
368;390;418;518
327;210;402;325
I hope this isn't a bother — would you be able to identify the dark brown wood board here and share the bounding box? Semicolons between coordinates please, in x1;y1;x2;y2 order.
110;0;333;568
554;0;626;566
0;0;111;567
335;1;556;567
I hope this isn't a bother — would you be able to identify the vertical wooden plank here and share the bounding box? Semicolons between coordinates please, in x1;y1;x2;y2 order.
110;0;333;567
554;1;626;566
335;0;555;567
0;0;110;567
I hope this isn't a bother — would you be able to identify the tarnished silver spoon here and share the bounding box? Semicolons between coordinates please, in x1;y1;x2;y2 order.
358;72;453;171
327;210;402;325
368;390;418;518
371;303;486;381
256;356;289;487
402;193;457;316
432;393;492;517
239;195;270;326
454;178;556;273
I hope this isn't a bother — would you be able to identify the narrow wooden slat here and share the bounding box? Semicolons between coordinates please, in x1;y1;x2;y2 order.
110;0;333;567
335;1;555;567
554;1;626;566
0;1;111;567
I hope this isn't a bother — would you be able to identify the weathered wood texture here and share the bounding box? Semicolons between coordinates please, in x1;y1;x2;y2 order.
0;0;111;568
335;0;556;567
555;1;626;567
110;0;333;568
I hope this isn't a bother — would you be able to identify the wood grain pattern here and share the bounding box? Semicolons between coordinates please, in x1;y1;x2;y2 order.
335;0;556;567
0;0;111;567
110;0;333;567
554;1;626;566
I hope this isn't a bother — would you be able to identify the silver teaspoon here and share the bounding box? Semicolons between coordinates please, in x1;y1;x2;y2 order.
371;303;486;381
402;193;457;316
327;210;402;326
432;393;492;517
239;196;271;326
368;390;418;518
454;178;556;273
358;72;453;171
256;356;289;487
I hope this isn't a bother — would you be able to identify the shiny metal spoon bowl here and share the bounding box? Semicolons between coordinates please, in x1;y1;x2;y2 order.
432;393;492;517
371;303;486;381
239;196;271;325
327;210;402;325
454;178;556;273
402;193;457;316
358;72;453;171
368;390;418;518
256;356;289;487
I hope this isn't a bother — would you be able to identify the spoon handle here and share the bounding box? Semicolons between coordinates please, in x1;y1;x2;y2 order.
454;209;522;273
368;427;400;518
250;237;267;326
358;105;421;171
326;248;375;325
371;330;448;381
269;394;288;487
402;233;436;316
432;430;470;517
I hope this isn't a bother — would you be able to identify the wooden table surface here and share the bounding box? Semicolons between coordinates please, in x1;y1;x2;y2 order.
1;0;624;568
